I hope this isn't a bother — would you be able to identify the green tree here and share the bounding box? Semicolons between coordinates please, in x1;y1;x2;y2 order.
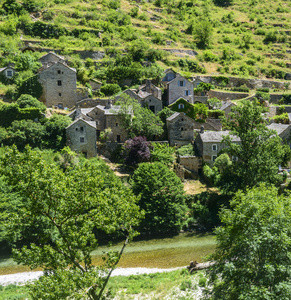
221;101;290;192
130;162;187;233
193;102;208;120
207;184;291;299
117;94;163;140
0;146;142;300
16;94;46;112
193;19;213;49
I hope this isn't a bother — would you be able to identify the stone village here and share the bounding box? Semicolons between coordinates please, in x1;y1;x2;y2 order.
1;51;291;175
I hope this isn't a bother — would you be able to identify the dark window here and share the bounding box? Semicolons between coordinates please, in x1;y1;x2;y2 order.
6;70;13;77
80;137;85;143
80;127;84;131
75;128;78;131
116;123;118;127
97;130;100;138
212;155;217;162
179;80;184;87
57;80;62;86
117;135;121;142
57;70;61;74
181;127;184;131
59;93;62;96
149;106;155;113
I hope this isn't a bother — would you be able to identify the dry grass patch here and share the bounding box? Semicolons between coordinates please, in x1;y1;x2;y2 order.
184;179;219;195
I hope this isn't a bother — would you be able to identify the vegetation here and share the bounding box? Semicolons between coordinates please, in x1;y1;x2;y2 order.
0;146;142;299
131;162;187;234
207;184;291;299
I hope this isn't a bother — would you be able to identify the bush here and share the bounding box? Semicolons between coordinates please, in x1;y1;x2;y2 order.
100;83;121;96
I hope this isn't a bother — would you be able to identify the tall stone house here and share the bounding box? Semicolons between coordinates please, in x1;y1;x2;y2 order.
166;74;194;105
166;112;194;146
195;129;240;166
38;61;77;108
66;118;97;158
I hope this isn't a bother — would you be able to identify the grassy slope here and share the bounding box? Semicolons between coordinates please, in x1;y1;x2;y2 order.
1;0;290;80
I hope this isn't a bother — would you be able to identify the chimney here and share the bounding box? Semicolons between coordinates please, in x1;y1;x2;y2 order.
75;105;81;119
200;125;204;134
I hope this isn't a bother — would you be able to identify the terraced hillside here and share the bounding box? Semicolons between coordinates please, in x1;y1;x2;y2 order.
0;0;291;90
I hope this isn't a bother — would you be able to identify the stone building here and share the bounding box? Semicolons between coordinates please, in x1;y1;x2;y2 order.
195;129;240;166
66;118;97;158
0;65;16;79
39;52;66;65
38;61;77;108
166;112;194;146
220;100;236;117
166;74;194;105
69;102;130;143
267;123;291;144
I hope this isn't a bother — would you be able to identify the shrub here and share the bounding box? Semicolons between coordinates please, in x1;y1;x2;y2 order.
176;144;195;156
100;83;121;96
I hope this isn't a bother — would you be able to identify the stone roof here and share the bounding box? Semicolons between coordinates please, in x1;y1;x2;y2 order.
40;51;65;61
220;101;235;111
166;112;180;121
38;61;76;73
166;73;191;86
267;123;291;136
96;105;123;115
66;118;96;130
199;130;240;143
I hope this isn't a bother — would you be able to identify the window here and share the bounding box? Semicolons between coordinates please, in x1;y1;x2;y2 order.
6;70;13;77
75;128;78;131
57;70;61;74
212;155;217;162
57;80;62;86
179;80;184;87
59;93;62;96
185;90;191;96
181;127;184;131
80;127;84;131
212;144;217;151
149;105;155;113
178;104;184;109
80;137;85;143
116;123;118;127
117;135;121;142
96;130;100;138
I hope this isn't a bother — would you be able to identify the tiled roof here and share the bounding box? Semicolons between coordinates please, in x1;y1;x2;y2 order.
267;123;291;136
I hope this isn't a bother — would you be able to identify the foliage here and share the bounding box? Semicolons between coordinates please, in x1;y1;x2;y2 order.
176;144;195;156
117;94;163;140
221;101;290;193
123;136;151;167
193;19;213;49
16;94;46;112
150;142;175;166
131;162;187;233
193;103;208;121
207;97;222;109
195;82;213;93
169;98;194;119
17;75;43;99
271;113;289;124
100;83;121;96
207;184;291;299
0;146;142;300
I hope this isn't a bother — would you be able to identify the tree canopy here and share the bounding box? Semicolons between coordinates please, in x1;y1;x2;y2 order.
0;146;142;299
218;101;290;193
207;184;291;299
130;162;187;233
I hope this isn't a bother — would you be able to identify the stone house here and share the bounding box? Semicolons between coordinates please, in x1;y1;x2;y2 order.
220;100;236;117
39;52;66;65
166;74;194;105
69;102;130;143
195;129;240;166
267;123;291;144
0;65;16;79
89;79;102;91
38;61;77;108
161;69;176;85
66;118;97;158
166;112;194;146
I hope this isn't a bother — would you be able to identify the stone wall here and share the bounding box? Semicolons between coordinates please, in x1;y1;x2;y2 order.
194;96;208;104
106;115;128;142
179;156;202;172
142;95;163;114
76;98;112;108
208;90;249;101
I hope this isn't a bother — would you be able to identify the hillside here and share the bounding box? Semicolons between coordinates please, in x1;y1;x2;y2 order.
0;0;290;87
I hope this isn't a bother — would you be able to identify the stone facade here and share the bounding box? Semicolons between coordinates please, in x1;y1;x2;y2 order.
38;62;77;108
143;95;163;114
195;130;240;166
167;74;194;105
179;156;202;173
66;119;97;158
166;112;194;146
